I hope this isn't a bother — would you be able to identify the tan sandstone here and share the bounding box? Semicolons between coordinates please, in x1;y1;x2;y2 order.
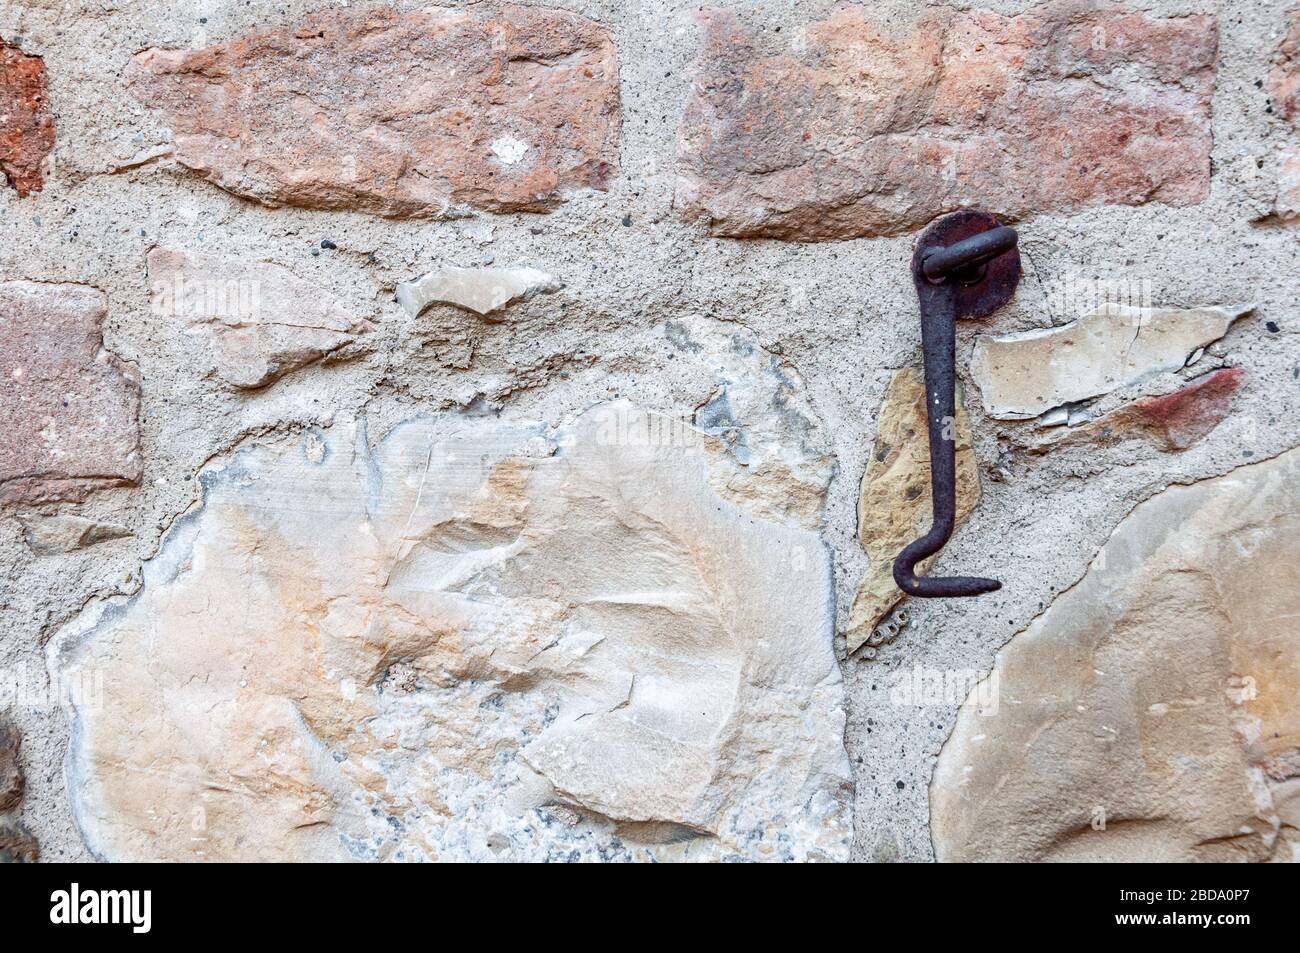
50;402;852;862
844;368;979;654
933;448;1300;862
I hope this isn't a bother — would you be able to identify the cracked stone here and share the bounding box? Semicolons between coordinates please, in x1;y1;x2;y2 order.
933;447;1300;862
0;40;54;196
682;316;834;531
0;282;141;504
843;368;979;654
677;3;1215;240
129;5;620;217
1031;367;1245;454
396;265;561;319
971;303;1252;419
147;248;372;389
50;403;851;862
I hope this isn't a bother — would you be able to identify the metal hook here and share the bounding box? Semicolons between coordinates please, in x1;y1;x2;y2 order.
892;210;1021;598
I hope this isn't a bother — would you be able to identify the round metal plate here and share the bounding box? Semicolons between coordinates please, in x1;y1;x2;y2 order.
913;210;1021;320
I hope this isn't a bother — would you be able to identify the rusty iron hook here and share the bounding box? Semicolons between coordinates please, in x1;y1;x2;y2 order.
892;210;1021;598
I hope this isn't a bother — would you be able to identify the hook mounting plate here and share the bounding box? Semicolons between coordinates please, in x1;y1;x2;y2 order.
914;210;1021;320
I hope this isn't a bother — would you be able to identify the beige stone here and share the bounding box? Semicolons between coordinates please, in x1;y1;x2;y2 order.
147;249;371;389
129;6;619;217
396;266;561;319
932;448;1300;862
18;514;131;554
1277;148;1300;224
844;369;979;654
971;304;1252;419
51;403;851;862
677;4;1215;240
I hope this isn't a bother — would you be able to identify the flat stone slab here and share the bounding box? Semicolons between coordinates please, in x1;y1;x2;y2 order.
147;248;371;389
971;303;1251;419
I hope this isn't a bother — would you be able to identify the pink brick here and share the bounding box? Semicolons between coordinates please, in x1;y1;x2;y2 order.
1;283;141;504
677;3;1216;240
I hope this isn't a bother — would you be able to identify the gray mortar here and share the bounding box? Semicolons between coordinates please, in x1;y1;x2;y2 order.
1;0;1297;862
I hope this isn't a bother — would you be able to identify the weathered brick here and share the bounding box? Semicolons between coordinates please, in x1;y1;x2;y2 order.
0;720;20;814
0;282;141;504
1271;11;1300;125
0;41;55;197
0;823;39;863
1270;12;1300;223
129;5;620;217
677;2;1216;240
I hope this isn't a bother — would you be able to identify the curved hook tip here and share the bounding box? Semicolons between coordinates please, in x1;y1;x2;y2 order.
892;560;1002;599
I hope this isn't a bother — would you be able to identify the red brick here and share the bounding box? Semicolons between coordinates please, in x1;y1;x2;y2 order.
1271;12;1300;125
0;41;54;197
677;2;1216;240
129;5;620;217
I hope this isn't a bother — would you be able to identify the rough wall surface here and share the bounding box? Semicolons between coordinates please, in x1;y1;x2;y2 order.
1;0;1298;862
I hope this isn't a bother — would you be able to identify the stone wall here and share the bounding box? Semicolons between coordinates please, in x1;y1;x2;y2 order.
1;0;1297;862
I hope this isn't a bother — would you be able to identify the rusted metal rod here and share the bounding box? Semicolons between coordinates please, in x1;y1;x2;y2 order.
893;211;1021;598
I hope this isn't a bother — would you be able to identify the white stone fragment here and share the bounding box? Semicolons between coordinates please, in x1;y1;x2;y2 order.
679;316;834;530
489;135;531;165
971;303;1253;419
1036;406;1070;428
396;265;561;318
147;248;371;389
